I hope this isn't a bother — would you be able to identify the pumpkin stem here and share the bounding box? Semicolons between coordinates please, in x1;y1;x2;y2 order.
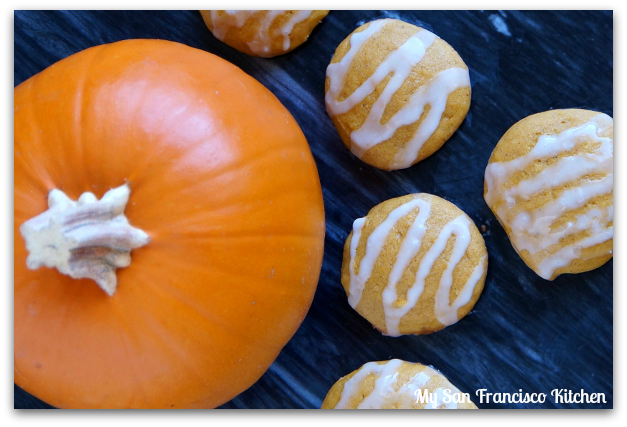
19;184;149;296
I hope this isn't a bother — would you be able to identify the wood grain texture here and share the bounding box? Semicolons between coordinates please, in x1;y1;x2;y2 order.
14;10;612;409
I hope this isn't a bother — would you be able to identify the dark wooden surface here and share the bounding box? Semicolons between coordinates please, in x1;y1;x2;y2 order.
14;10;613;409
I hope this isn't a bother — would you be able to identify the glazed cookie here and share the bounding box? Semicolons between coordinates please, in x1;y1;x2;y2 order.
200;10;329;58
484;109;613;280
341;194;487;336
321;359;478;409
325;19;471;170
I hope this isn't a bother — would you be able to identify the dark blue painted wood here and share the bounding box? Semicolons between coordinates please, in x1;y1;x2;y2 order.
14;10;612;409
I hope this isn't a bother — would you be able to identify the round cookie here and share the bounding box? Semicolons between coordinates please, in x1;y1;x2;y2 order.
321;359;478;409
200;10;329;58
341;193;488;336
484;109;613;280
325;18;471;171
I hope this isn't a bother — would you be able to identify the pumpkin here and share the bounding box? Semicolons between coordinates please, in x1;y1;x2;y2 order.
14;39;326;409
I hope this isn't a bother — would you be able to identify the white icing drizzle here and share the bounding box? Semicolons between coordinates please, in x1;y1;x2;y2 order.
387;68;470;169
334;360;460;409
349;196;484;336
325;19;470;168
276;10;313;51
355;359;404;409
209;10;314;56
209;10;256;40
381;199;431;335
484;114;613;279
386;214;481;333
326;21;435;116
348;198;425;308
348;217;366;305
435;254;486;326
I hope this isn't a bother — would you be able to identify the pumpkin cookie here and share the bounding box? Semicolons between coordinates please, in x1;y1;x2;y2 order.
325;18;471;170
200;10;329;58
484;109;613;280
321;359;478;409
341;194;487;336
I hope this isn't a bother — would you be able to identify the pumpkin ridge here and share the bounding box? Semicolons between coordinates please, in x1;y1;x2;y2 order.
142;277;262;344
127;284;261;408
106;303;149;409
14;366;28;386
14;86;55;194
168;143;303;192
175;231;323;240
70;43;98;175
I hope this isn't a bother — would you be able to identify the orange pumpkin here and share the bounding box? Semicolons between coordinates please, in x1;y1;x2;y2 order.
14;39;325;408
